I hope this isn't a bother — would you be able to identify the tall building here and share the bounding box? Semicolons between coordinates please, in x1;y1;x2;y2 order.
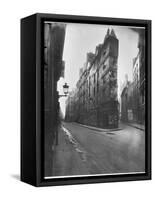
120;28;145;125
44;22;66;176
121;81;134;122
65;29;119;128
132;29;145;124
132;54;140;122
138;30;145;124
65;89;78;122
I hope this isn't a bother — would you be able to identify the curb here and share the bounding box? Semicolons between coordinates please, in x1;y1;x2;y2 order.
74;122;122;132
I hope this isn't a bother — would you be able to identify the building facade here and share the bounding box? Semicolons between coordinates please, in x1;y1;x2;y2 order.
44;22;66;176
65;89;78;122
121;81;134;122
138;30;145;124
121;29;145;125
132;54;140;122
65;29;119;128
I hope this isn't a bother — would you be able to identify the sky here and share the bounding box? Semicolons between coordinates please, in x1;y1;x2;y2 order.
57;23;144;116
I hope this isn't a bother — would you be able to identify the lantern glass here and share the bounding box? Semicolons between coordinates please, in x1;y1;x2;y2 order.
63;83;69;95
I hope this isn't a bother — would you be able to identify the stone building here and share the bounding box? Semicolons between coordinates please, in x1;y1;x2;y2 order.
65;29;119;128
131;29;145;124
120;28;145;125
65;89;78;122
138;30;145;124
44;22;66;176
132;54;140;122
121;81;134;122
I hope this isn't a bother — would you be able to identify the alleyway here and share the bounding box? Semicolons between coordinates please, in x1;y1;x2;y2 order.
49;122;145;178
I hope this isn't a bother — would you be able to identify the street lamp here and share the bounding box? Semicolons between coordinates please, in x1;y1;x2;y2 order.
63;83;69;95
59;82;69;97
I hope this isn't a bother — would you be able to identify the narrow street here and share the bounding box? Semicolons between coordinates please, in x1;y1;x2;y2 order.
51;122;145;177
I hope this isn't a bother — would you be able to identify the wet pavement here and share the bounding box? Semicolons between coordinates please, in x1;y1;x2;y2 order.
49;122;145;177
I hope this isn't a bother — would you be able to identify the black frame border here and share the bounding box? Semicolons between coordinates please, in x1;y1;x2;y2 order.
35;13;151;187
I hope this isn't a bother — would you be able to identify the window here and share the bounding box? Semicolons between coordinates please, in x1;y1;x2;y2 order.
89;77;91;97
94;74;96;84
103;65;106;71
103;50;106;56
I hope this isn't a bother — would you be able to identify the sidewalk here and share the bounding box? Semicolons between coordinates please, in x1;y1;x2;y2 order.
52;127;89;177
126;122;145;131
